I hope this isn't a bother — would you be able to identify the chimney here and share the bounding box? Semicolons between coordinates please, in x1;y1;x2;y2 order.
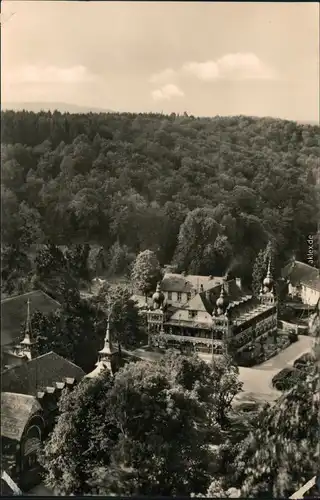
222;276;229;295
236;278;242;290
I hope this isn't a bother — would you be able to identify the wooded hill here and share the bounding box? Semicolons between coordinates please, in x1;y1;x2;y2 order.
2;110;319;288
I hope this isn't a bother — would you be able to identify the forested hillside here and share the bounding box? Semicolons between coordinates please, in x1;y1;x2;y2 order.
2;110;319;292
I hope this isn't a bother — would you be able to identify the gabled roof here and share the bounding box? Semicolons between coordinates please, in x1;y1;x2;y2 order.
184;293;208;312
282;260;320;291
161;273;224;293
1;351;85;396
1;290;61;347
161;274;193;293
1;392;42;441
167;280;247;318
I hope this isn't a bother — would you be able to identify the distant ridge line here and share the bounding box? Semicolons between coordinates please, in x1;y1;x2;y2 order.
2;101;113;114
1;104;319;125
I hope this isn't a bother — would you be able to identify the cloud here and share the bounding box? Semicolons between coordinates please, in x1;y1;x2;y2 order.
5;65;99;85
151;84;184;101
183;52;276;81
149;68;177;84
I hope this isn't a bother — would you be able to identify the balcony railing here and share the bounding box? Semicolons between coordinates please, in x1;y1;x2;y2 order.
165;319;212;329
149;331;218;346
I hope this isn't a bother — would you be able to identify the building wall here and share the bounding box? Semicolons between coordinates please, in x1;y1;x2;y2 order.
169;308;212;325
301;285;320;306
288;283;300;297
163;291;190;306
231;312;277;350
2;349;26;371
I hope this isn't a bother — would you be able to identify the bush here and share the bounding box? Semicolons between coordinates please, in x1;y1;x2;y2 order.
272;367;305;391
293;352;316;370
288;331;298;343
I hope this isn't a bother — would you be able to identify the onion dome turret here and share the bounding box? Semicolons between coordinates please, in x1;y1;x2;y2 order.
216;284;229;315
152;282;165;309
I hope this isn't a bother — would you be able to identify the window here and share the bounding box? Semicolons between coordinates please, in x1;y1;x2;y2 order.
212;330;223;340
212;344;223;355
177;292;182;302
188;310;197;319
168;292;172;300
187;292;191;301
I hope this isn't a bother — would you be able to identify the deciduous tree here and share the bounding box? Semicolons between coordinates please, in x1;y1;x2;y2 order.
130;250;161;297
235;372;320;497
41;357;216;496
93;283;145;348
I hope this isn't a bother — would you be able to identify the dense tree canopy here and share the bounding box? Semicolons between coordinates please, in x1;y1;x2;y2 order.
130;249;161;296
234;372;319;498
31;296;107;373
40;351;243;496
234;324;320;498
2;111;319;288
91;282;147;348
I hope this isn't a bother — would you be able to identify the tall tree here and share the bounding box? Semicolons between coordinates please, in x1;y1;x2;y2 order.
31;297;107;372
106;241;135;278
251;241;275;296
173;208;222;275
159;351;242;430
65;244;90;283
39;372;115;495
130;250;161;297
92;283;145;348
235;371;320;497
1;245;33;297
41;357;216;496
34;243;79;304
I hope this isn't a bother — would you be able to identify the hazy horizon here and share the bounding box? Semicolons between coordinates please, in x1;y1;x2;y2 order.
2;1;319;122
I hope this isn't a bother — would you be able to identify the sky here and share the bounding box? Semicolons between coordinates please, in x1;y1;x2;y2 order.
1;1;319;121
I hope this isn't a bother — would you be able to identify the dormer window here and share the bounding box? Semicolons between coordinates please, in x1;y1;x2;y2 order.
188;310;197;319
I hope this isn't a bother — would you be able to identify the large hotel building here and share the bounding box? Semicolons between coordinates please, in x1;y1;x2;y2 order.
146;262;277;364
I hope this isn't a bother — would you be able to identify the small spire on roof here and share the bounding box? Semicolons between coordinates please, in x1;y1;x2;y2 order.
99;314;115;357
20;298;37;360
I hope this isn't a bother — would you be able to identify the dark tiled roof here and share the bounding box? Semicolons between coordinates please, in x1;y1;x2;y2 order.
1;392;42;441
2;350;26;372
169;280;247;317
161;273;224;293
1;290;61;347
161;274;194;293
1;351;85;396
302;277;320;292
282;261;320;291
202;279;247;315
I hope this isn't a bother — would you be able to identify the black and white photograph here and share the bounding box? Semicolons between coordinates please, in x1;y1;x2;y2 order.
1;0;320;497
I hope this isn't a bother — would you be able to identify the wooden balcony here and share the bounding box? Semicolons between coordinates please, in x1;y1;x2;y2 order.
149;331;218;346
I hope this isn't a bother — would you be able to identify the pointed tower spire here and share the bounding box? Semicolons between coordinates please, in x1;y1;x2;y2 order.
260;256;277;305
266;258;271;278
20;298;37;360
98;314;115;359
263;256;274;291
86;314;116;378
